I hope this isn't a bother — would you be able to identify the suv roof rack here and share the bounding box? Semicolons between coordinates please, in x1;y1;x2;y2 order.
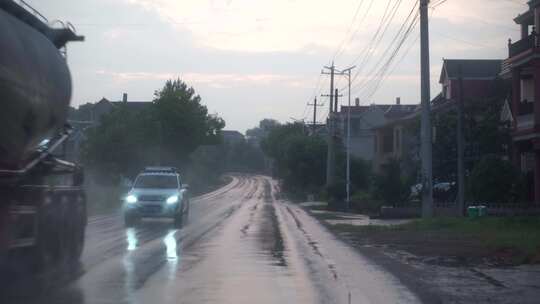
143;166;178;173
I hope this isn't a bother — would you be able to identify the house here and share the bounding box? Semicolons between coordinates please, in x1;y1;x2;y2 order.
439;59;503;102
334;97;416;161
372;103;420;174
65;93;152;161
373;58;503;174
69;93;152;124
501;0;540;203
221;130;245;145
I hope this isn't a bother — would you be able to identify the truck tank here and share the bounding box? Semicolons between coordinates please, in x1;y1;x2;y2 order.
0;5;72;168
0;1;86;282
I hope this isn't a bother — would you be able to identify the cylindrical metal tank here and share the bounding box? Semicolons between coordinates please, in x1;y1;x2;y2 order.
0;8;72;168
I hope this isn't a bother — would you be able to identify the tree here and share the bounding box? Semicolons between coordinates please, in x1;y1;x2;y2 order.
281;134;327;195
372;158;411;206
246;119;280;144
223;139;266;173
468;156;525;204
261;122;304;176
431;82;511;182
152;79;225;165
260;123;327;199
82;79;224;183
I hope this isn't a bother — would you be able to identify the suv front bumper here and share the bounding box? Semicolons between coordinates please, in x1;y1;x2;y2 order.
124;202;179;218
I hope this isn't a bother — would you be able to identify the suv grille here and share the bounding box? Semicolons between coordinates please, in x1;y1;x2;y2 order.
138;195;165;202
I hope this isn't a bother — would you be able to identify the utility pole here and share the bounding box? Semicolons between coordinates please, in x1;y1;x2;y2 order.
334;88;339;113
308;97;324;131
457;64;465;216
420;0;433;218
322;64;336;186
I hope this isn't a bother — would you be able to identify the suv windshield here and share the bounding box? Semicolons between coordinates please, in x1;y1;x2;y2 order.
134;175;178;189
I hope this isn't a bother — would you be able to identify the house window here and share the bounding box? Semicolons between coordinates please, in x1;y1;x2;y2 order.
521;152;534;173
395;128;401;153
521;76;534;103
382;128;393;153
352;118;361;136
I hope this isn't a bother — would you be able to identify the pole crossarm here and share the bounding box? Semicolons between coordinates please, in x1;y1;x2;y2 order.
321;94;343;97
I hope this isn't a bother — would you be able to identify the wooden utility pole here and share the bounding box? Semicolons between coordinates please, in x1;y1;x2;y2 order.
308;97;324;131
457;64;465;216
322;64;336;186
420;0;433;218
334;88;339;113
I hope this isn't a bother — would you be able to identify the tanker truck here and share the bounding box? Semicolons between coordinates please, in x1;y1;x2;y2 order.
0;0;86;273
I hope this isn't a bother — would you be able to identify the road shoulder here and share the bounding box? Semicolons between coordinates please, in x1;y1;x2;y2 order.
299;202;540;304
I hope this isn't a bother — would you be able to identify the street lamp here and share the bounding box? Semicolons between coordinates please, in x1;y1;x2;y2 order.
336;66;356;210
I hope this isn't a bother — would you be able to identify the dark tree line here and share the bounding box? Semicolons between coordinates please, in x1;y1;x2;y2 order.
81;79;225;184
258;121;370;201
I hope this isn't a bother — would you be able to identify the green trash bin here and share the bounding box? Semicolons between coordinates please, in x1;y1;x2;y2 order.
477;205;487;217
467;206;478;218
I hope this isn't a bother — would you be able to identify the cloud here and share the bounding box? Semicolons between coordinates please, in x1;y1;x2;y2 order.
123;0;422;52
430;0;524;28
95;70;312;88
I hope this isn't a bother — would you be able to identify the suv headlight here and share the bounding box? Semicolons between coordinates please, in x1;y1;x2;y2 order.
126;195;137;204
166;195;179;204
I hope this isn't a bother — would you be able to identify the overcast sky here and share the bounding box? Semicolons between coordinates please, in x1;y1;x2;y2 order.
29;0;525;132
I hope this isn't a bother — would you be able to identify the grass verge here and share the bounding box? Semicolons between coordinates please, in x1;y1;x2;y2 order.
331;216;540;265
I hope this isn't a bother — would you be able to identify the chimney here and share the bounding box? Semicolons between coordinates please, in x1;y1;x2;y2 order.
396;97;401;105
122;93;128;103
355;97;360;106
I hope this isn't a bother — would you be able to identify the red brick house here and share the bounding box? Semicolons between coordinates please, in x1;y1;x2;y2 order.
439;59;503;102
502;0;540;204
373;59;502;175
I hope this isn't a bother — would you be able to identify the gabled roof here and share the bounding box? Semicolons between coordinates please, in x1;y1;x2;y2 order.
339;104;392;114
93;97;152;110
439;59;502;83
111;101;153;111
383;104;418;119
96;97;111;104
222;130;244;137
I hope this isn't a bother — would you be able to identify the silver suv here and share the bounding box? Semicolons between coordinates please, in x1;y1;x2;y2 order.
123;167;189;227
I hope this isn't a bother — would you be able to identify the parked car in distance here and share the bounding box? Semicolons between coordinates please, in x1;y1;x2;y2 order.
123;167;189;228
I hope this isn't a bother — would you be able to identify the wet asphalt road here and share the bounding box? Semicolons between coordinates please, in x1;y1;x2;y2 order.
5;175;420;304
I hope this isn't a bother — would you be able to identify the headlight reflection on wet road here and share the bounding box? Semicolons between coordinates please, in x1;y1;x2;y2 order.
164;229;178;260
164;229;180;281
126;228;138;251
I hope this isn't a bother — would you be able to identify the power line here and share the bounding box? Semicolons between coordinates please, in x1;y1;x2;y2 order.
346;0;408;89
359;10;420;101
332;0;366;62
335;0;377;63
348;0;397;68
347;1;419;97
432;29;507;50
362;30;420;102
430;0;448;9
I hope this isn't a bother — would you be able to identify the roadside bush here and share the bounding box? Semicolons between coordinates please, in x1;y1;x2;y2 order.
349;157;372;190
372;159;411;206
326;180;347;210
350;191;384;214
468;156;525;204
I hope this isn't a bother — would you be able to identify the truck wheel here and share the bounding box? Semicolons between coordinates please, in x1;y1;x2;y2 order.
33;195;61;271
66;194;86;263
